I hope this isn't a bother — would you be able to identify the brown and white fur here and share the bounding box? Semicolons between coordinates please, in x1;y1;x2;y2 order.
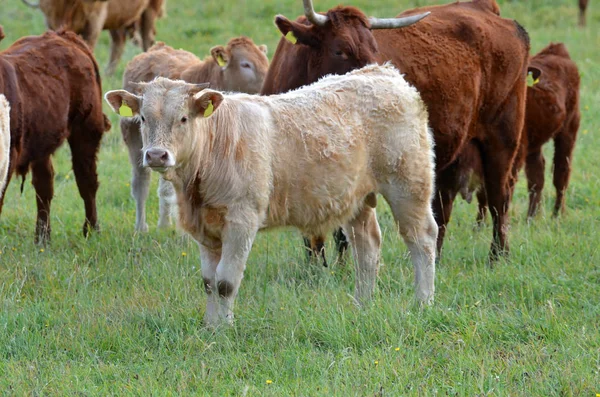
105;64;437;327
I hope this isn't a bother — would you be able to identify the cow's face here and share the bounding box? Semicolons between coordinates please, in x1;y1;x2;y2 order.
275;7;379;81
105;80;224;174
211;37;269;94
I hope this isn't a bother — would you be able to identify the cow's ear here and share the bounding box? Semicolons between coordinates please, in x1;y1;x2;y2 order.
191;90;224;118
104;90;141;117
258;44;268;55
528;66;542;82
211;46;229;68
275;15;320;47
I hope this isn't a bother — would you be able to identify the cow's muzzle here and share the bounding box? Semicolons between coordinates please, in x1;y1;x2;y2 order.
144;148;175;171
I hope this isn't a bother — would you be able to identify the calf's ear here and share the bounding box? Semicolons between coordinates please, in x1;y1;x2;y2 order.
191;90;224;118
274;16;320;47
211;46;229;68
104;90;141;117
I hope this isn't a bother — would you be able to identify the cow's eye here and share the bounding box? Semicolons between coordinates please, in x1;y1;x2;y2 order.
181;116;188;123
240;62;252;69
335;50;344;57
141;115;145;123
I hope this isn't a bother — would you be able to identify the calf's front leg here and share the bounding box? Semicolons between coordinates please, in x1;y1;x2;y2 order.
201;214;258;327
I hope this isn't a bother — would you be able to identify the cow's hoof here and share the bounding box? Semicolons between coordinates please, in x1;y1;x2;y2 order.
83;221;100;238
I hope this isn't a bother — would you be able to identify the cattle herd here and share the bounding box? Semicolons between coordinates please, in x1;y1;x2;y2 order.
0;0;590;327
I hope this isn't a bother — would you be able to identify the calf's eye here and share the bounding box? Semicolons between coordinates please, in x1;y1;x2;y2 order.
141;115;145;122
181;116;188;123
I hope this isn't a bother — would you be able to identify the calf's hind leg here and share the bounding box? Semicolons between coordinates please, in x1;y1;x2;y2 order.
552;116;579;216
32;156;55;244
343;205;382;304
381;185;437;305
68;124;102;237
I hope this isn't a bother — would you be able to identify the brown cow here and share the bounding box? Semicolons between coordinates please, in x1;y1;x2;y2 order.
121;37;269;232
459;43;581;221
262;0;530;261
22;0;166;74
579;0;590;26
0;28;110;243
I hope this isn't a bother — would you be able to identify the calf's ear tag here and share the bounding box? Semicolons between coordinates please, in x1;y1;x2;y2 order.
285;31;297;44
119;103;133;117
204;100;214;117
217;54;226;67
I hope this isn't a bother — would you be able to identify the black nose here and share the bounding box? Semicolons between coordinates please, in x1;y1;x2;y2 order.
145;148;169;168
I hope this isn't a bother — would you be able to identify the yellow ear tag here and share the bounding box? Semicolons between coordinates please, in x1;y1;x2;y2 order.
119;103;133;117
285;31;297;44
204;100;214;118
217;54;226;67
526;72;539;87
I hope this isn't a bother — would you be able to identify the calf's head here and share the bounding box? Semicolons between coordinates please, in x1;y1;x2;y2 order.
211;36;269;94
105;79;224;174
263;0;429;93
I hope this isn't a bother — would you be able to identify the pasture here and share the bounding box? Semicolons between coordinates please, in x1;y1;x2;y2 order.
0;0;599;394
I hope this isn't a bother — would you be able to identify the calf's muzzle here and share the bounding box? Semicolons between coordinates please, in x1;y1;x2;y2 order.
144;148;174;170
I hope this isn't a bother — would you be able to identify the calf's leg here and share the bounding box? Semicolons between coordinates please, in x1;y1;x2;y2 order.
106;29;127;76
199;244;222;326
122;119;151;232
343;205;381;304
553;116;579;216
157;177;176;229
432;162;459;257
140;8;158;51
525;150;545;219
31;157;54;244
203;214;258;326
381;185;437;305
68;130;101;237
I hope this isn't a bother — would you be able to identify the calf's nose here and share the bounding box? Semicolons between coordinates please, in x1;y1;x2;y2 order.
144;148;170;168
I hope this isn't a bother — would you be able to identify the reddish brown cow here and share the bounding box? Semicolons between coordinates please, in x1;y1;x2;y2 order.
262;0;530;260
579;0;590;26
459;43;581;221
0;28;110;243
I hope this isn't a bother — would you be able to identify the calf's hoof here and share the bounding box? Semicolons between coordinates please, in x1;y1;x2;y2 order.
83;221;100;238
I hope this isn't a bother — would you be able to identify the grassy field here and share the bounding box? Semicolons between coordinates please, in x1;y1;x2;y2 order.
1;0;599;394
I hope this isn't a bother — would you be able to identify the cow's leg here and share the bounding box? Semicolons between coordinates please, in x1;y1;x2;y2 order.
208;215;258;326
333;227;350;263
525;150;545;219
157;177;176;229
106;29;127;76
552;118;578;216
140;8;158;51
199;244;222;326
122;119;151;232
31;157;54;244
381;185;437;305
68;130;101;238
343;205;381;304
432;162;459;257
481;146;515;260
475;187;488;226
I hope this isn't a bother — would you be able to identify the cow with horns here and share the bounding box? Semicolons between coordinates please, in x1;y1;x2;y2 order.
262;0;530;262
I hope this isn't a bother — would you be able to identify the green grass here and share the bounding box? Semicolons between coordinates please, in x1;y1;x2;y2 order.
1;0;599;394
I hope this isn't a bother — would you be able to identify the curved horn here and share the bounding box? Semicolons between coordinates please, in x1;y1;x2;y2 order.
21;0;40;8
303;0;328;26
368;11;430;30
